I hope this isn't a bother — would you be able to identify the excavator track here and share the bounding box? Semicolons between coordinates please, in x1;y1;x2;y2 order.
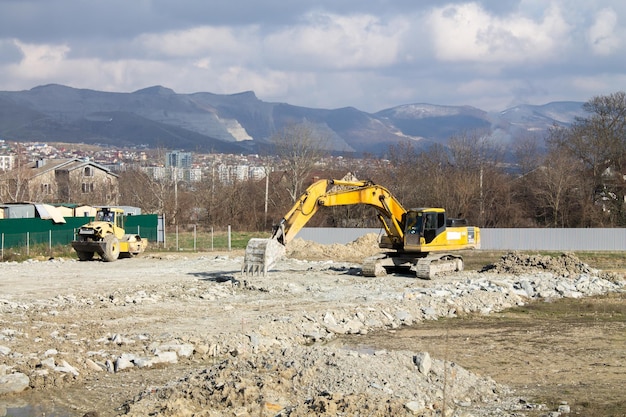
361;253;464;279
413;254;464;279
361;254;389;277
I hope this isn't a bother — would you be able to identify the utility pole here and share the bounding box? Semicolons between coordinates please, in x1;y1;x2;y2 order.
264;167;269;227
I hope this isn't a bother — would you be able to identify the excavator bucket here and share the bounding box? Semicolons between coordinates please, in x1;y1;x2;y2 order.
242;238;286;276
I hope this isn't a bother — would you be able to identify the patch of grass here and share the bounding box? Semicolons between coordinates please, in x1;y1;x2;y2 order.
505;293;626;324
162;231;268;251
0;243;75;262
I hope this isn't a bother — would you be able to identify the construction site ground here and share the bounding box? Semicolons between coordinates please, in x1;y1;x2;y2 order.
0;235;624;417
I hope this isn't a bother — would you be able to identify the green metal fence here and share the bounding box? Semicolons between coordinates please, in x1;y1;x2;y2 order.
0;214;158;254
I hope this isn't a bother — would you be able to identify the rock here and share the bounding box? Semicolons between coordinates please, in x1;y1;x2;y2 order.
111;334;134;345
558;403;571;413
132;357;156;368
413;352;432;375
247;333;260;350
343;318;364;334
323;312;337;326
56;360;79;376
115;354;135;372
44;348;58;356
395;310;413;325
85;359;104;372
155;351;178;364
0;372;30;394
194;344;210;356
0;345;11;355
155;343;194;358
405;399;426;415
40;357;56;369
303;331;323;342
520;280;535;297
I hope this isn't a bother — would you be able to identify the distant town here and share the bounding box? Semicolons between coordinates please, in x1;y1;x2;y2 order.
0;140;370;185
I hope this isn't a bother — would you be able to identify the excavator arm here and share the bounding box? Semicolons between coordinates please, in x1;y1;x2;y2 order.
273;179;408;246
243;179;409;275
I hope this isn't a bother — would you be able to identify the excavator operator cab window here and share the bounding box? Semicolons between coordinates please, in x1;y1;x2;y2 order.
424;213;437;230
405;212;422;235
424;212;444;243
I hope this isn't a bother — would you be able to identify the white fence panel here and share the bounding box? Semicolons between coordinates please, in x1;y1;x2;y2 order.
298;227;626;251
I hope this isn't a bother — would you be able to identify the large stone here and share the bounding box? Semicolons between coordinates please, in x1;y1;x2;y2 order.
395;310;413;325
56;360;79;376
115;354;136;372
155;351;178;364
155;343;194;358
0;372;30;395
405;399;426;415
132;357;156;368
85;359;104;372
413;352;432;375
323;312;337;326
40;357;56;369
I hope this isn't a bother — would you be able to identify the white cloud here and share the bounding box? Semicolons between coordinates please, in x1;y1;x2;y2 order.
11;41;71;80
426;2;570;64
263;12;408;70
135;25;258;60
587;8;621;55
1;1;625;112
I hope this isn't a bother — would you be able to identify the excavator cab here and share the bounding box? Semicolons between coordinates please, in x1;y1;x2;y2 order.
403;209;447;250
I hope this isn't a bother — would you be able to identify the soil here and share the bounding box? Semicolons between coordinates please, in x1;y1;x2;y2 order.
0;236;624;417
332;293;626;416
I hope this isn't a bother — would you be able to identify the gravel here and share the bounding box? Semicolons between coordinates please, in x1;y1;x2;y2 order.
0;242;623;417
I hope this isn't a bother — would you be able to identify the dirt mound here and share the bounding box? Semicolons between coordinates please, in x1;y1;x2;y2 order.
481;252;596;276
119;345;501;417
286;233;381;262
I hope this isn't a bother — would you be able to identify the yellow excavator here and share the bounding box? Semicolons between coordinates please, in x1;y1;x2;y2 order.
242;179;480;279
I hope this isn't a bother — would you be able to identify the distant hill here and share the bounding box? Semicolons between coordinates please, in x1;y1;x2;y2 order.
0;84;586;156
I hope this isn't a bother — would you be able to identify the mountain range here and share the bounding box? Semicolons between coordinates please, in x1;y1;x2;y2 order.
0;84;586;156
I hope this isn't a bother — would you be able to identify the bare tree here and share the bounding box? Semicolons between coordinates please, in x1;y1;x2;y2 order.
548;91;626;225
513;134;544;175
423;132;504;226
528;150;586;227
118;168;175;220
0;145;30;202
271;122;328;203
380;140;423;206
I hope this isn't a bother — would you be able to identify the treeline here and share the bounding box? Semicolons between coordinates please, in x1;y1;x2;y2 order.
119;92;626;230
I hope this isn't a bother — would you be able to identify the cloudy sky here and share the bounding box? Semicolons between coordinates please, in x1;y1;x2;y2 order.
0;0;624;112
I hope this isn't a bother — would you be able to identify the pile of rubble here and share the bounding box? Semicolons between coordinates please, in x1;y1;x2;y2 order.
286;233;381;262
481;251;621;281
120;345;502;417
